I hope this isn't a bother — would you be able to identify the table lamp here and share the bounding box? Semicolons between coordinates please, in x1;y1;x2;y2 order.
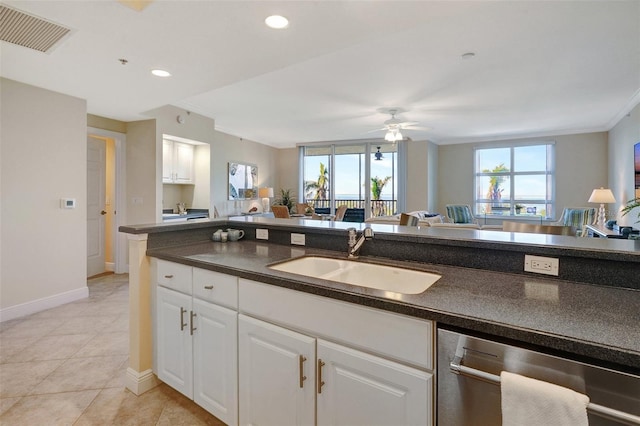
259;187;274;213
588;187;616;227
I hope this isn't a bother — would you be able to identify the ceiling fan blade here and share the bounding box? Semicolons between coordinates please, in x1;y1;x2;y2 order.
399;121;420;127
403;125;431;131
365;127;387;134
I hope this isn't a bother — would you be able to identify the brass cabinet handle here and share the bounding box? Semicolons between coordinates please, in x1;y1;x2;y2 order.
100;210;107;215
190;311;197;336
204;285;214;290
299;355;307;388
180;307;187;331
317;359;325;394
164;274;174;279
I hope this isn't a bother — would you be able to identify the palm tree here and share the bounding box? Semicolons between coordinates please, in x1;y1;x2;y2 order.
371;176;391;200
304;162;329;202
371;176;391;216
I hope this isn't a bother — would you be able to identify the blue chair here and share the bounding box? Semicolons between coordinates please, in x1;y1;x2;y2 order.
552;207;596;235
445;204;478;224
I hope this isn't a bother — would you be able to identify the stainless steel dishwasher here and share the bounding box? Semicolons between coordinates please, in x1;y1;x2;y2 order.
437;328;640;425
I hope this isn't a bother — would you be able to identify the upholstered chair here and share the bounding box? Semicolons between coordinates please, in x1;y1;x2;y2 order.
445;204;478;224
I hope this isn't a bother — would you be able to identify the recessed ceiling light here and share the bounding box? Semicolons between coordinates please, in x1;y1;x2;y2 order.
265;15;289;29
151;69;171;77
461;52;476;60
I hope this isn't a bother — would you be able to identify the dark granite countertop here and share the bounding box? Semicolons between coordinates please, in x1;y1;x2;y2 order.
147;239;640;374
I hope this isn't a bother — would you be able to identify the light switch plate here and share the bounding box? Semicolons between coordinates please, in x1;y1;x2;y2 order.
291;233;306;246
256;229;269;240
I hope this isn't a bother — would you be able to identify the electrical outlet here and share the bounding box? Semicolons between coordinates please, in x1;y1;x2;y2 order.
256;229;269;240
524;255;559;276
291;233;306;246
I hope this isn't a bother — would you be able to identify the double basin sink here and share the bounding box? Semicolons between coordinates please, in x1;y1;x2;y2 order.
268;256;441;295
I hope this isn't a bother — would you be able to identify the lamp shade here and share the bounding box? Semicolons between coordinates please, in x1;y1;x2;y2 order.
258;187;274;198
588;188;616;204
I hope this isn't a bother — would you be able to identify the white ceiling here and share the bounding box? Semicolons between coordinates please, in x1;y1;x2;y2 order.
2;1;639;148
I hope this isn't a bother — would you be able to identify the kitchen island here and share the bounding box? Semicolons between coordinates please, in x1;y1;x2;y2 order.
120;216;640;423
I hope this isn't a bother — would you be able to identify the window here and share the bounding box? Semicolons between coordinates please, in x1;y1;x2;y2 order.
474;143;554;218
300;142;401;218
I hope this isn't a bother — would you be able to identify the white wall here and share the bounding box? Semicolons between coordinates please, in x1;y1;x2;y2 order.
608;103;640;226
0;78;88;319
212;131;278;216
276;147;299;201
437;132;608;220
126;120;157;225
405;140;438;212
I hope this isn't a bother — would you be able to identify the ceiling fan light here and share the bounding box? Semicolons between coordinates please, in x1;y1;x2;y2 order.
395;131;403;141
384;131;394;142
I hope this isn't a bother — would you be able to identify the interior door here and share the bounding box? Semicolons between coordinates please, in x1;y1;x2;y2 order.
87;136;106;277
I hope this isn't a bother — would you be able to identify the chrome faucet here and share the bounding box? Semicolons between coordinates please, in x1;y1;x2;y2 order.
347;227;374;258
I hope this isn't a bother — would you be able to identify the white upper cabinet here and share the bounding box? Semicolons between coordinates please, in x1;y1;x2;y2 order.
163;140;194;184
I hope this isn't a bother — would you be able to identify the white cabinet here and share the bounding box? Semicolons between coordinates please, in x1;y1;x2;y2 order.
317;339;431;426
193;298;237;423
157;286;193;397
238;279;434;426
154;260;238;426
163;140;194;184
239;315;316;426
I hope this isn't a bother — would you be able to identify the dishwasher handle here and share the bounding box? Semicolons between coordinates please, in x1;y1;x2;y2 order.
449;356;640;425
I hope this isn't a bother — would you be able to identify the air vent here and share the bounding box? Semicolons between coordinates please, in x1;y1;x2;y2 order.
0;4;71;53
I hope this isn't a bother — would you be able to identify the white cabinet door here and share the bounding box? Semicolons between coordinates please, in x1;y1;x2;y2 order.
173;142;194;183
162;140;174;183
193;299;238;426
157;286;193;398
162;140;194;184
239;315;316;426
317;339;433;426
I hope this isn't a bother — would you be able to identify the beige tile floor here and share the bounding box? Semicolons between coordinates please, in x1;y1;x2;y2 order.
0;274;225;426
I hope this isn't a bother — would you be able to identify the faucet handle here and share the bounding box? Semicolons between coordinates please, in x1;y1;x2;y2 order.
363;227;374;239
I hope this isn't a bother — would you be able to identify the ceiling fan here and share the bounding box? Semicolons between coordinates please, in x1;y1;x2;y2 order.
369;107;429;142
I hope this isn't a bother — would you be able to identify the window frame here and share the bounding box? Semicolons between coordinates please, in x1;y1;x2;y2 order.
299;141;405;218
473;142;555;219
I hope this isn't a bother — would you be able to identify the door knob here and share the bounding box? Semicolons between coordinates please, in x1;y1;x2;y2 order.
100;210;107;215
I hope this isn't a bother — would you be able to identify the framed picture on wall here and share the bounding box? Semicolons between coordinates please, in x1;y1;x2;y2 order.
228;162;258;200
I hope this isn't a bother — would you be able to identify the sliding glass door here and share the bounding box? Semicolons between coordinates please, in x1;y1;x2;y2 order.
300;142;401;220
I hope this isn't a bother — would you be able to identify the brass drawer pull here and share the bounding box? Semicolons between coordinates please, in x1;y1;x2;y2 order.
164;274;174;279
299;355;307;388
204;285;214;290
317;359;325;394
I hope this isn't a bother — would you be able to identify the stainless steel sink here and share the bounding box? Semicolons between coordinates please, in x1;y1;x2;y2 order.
268;256;441;294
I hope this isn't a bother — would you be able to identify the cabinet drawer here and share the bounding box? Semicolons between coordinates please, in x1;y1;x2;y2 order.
239;279;434;370
157;259;192;294
193;268;238;309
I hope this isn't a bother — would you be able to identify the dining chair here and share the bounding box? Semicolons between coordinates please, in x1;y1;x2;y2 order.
502;221;576;236
296;203;311;215
335;205;348;221
399;213;419;226
271;205;290;218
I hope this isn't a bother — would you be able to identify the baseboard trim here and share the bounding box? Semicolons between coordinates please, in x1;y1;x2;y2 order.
106;262;115;272
0;286;89;322
125;368;160;395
